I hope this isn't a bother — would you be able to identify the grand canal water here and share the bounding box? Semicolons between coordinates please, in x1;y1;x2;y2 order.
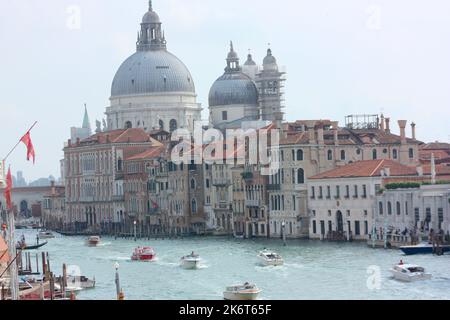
15;230;450;300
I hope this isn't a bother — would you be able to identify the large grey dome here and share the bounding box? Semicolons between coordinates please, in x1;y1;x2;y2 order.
111;50;195;97
209;72;258;107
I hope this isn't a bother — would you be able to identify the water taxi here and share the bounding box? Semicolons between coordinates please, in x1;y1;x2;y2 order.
223;283;261;300
180;252;201;269
257;249;284;266
38;231;55;239
390;261;432;282
86;236;101;247
131;246;156;261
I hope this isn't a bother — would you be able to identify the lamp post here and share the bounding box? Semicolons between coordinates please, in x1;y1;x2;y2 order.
133;220;137;242
114;262;122;300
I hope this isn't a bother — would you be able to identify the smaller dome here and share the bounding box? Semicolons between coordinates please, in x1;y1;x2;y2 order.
142;10;160;24
209;72;258;107
263;49;278;71
244;54;256;66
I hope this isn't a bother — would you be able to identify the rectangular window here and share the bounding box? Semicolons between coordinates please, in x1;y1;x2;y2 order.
222;111;228;120
438;208;444;229
364;221;368;235
320;220;325;235
319;186;323;199
335;186;340;199
345;185;350;198
261;224;265;235
328;221;332;232
311;186;315;199
326;186;331;199
362;185;367;198
355;221;360;236
414;208;420;224
353;185;358;198
312;220;317;234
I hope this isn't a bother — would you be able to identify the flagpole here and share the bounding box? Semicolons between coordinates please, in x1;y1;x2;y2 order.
2;121;38;162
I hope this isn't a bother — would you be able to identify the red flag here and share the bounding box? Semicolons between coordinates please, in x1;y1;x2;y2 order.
151;200;159;209
4;167;12;210
20;132;35;164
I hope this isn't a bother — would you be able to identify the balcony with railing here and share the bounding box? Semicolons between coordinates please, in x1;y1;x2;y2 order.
212;178;232;187
245;199;261;207
267;184;281;191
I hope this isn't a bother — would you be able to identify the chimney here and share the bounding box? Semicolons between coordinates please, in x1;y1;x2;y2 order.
431;153;436;184
380;114;385;131
317;127;324;145
308;128;315;144
411;122;416;140
51;180;56;195
385;118;390;133
385;167;391;177
398;120;407;144
68;139;71;147
76;138;80;145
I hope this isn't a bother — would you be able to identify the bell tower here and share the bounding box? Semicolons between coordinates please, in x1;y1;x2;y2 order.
255;47;286;125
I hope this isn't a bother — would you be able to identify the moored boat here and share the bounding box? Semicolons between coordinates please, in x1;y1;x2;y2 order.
180;252;201;269
86;236;101;247
399;242;450;255
390;261;432;282
38;231;55;239
223;283;261;300
131;246;156;261
257;249;284;266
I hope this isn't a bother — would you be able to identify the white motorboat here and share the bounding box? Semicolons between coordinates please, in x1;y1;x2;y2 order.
86;236;101;247
180;252;201;269
38;231;55;239
257;249;284;266
223;283;261;300
390;262;432;282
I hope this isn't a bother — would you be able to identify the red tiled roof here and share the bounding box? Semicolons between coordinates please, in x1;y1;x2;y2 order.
76;128;162;146
310;160;418;179
420;142;450;150
125;146;165;161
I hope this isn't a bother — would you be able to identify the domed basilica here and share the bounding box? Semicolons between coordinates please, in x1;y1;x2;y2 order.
106;1;202;133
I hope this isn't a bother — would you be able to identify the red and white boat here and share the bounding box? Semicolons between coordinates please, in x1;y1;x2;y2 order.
131;247;156;261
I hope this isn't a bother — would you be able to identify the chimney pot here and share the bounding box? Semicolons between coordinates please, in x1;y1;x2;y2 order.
411;122;416;140
398;120;407;143
385;118;391;133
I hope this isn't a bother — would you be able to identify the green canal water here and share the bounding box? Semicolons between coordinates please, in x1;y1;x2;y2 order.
15;229;450;300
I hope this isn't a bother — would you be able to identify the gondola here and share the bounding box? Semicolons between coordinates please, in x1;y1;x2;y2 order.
16;241;48;251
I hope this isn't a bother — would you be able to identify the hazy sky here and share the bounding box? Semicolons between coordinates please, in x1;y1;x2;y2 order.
1;0;449;181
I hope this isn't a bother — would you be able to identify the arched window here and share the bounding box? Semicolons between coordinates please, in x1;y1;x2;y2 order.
170;119;177;132
372;149;377;160
191;199;197;214
340;150;346;161
396;202;401;215
387;201;392;215
379;202;383;215
125;121;132;129
409;148;414;159
296;149;304;161
159;120;164;130
393;149;398;159
117;157;123;171
190;178;196;190
327;150;333;161
297;168;305;184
